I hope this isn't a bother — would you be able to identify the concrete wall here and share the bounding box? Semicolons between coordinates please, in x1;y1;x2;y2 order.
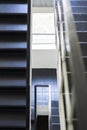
32;48;57;68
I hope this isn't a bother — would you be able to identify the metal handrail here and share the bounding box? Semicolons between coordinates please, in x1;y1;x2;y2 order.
57;0;74;128
55;0;87;130
55;1;73;130
55;1;67;130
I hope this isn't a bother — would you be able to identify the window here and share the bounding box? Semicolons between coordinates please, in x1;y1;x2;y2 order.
32;12;56;49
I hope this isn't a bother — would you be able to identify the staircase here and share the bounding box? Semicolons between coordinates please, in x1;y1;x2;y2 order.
66;0;87;71
0;0;31;130
70;0;87;72
69;0;87;129
55;0;87;130
51;101;60;130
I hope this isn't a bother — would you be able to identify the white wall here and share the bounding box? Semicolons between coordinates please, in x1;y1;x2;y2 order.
32;0;54;7
32;48;57;68
32;10;56;68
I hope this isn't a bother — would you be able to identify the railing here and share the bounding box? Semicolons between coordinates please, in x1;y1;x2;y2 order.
55;0;87;130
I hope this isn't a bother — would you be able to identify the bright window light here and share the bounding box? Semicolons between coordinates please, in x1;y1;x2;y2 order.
32;34;55;44
32;13;55;34
32;12;55;49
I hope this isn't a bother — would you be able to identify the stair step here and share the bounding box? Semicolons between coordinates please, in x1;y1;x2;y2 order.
0;59;26;68
0;14;27;24
51;101;59;107
0;24;27;31
72;7;87;13
75;22;87;31
60;22;87;31
78;32;87;42
0;0;27;4
62;14;87;21
0;92;26;107
0;42;26;49
73;14;87;21
58;31;87;42
70;1;87;6
52;123;60;130
0;68;26;75
0;128;25;130
0;1;30;130
0;32;26;42
0;49;26;56
61;7;87;14
0;85;26;90
0;78;26;86
61;31;87;42
52;108;59;115
0;4;27;14
0;112;26;127
52;116;60;123
80;43;87;56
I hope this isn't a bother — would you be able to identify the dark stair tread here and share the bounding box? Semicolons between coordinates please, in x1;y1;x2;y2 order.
62;32;87;42
62;14;87;21
60;31;87;42
52;116;60;123
0;85;26;89
51;101;59;107
0;24;27;31
51;123;60;130
0;59;26;68
77;32;87;42
0;42;26;49
0;0;27;4
1;127;26;130
0;4;27;14
73;14;87;21
0;14;27;24
0;1;29;130
70;1;87;6
52;108;59;115
0;94;26;107
72;7;87;13
0;111;26;127
62;7;87;14
58;31;87;42
61;22;87;31
75;22;87;31
80;43;87;56
0;78;26;86
0;31;26;42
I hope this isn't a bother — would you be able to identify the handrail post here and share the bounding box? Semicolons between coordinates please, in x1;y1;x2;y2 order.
26;0;32;130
